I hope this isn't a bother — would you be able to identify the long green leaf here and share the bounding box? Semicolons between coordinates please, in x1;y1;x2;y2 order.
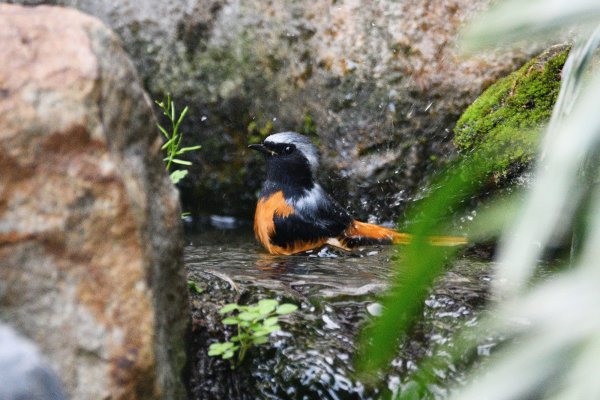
175;106;189;131
355;156;491;374
177;145;202;154
450;6;600;400
157;124;169;139
171;159;192;166
494;69;600;296
542;26;600;159
161;135;177;150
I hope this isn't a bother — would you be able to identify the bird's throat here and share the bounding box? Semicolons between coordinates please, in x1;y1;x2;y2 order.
264;155;314;187
264;167;314;194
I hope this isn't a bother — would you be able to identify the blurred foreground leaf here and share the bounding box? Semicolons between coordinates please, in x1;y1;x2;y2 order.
355;155;493;374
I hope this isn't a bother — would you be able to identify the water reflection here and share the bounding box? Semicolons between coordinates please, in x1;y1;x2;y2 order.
186;227;393;292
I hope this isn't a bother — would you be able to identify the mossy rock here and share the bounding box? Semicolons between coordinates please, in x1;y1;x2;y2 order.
453;45;570;180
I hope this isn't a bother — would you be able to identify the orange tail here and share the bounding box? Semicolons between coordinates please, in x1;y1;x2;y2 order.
344;221;467;247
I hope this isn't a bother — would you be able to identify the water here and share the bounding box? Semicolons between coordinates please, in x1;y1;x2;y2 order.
185;227;494;400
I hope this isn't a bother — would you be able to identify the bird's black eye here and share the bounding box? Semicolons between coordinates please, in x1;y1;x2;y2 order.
283;145;295;155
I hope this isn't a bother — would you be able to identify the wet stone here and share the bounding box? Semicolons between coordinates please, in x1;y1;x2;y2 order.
185;229;493;400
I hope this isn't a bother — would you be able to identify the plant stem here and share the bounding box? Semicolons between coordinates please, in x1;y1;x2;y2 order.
236;322;248;366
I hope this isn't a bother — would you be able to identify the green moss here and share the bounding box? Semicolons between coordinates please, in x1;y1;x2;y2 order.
454;45;570;179
247;119;274;144
299;112;318;137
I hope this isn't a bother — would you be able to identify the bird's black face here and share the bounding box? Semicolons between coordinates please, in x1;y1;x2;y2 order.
249;140;313;189
248;142;297;157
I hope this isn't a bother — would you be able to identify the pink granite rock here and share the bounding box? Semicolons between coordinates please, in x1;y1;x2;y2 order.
0;4;188;399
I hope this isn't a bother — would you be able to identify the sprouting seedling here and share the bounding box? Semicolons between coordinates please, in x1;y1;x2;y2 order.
187;280;204;294
155;94;201;184
208;299;298;367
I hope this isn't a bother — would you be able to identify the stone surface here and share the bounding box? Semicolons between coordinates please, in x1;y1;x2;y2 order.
0;4;188;399
3;0;538;221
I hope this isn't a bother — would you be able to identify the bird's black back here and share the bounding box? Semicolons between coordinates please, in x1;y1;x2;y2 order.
259;160;352;248
269;184;352;248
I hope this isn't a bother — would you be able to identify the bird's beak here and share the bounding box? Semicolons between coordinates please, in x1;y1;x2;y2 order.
248;143;276;156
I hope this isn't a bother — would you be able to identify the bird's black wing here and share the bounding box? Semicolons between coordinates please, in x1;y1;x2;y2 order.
271;187;352;248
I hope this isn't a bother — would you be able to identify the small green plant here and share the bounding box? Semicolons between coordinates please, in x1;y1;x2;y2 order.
208;299;298;367
187;280;204;294
155;94;201;184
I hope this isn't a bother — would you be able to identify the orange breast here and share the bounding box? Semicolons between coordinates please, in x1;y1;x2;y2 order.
254;191;330;255
253;191;294;254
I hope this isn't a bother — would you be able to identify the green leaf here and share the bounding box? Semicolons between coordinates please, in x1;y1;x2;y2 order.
157;124;170;139
171;158;192;166
264;324;281;333
219;303;240;314
177;145;202;153
187;280;203;294
208;348;222;356
217;342;235;350
238;312;260;321
252;329;270;337
257;299;278;315
208;342;234;356
263;317;279;327
221;317;238;325
169;170;188;184
232;333;249;342
252;336;269;345
355;155;488;375
222;350;235;359
275;304;298;315
258;299;279;308
161;135;177;150
243;305;258;313
175;105;189;129
250;323;262;331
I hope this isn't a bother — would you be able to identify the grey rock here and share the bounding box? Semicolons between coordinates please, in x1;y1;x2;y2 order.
2;0;537;220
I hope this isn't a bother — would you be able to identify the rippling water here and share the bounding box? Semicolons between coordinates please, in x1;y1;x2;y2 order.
185;227;494;400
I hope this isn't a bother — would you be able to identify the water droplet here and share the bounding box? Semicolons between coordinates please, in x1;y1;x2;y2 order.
367;302;383;316
201;115;207;121
322;315;341;330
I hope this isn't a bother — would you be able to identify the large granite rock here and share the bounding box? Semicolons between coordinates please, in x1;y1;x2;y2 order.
3;0;535;221
0;4;188;399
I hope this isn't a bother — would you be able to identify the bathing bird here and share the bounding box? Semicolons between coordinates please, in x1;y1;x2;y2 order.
249;132;466;255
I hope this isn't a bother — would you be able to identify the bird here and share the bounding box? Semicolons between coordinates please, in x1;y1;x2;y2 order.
249;132;467;255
